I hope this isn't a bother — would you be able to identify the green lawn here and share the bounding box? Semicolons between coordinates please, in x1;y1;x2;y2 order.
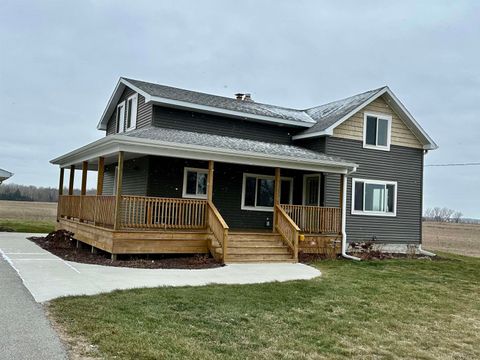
49;253;480;359
0;219;55;233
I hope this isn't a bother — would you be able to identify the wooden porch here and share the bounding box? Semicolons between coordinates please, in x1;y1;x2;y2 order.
55;152;344;263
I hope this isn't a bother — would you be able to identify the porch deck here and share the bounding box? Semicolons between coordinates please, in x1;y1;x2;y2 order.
57;194;343;262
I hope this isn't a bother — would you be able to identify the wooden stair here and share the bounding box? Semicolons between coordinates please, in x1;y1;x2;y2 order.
209;231;296;263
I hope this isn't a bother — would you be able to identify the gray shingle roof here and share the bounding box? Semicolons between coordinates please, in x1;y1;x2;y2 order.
119;127;355;167
123;78;315;125
301;87;386;134
0;168;13;181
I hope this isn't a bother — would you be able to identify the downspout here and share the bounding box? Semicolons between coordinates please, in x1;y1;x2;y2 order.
341;172;361;261
418;245;436;257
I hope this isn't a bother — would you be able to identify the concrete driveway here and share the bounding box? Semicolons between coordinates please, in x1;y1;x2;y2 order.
0;233;321;303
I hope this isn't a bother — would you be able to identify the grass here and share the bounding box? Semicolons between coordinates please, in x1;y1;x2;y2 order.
0;200;56;233
49;253;480;360
0;219;55;233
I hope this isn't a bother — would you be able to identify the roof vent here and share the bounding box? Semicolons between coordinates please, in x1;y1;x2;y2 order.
234;93;253;101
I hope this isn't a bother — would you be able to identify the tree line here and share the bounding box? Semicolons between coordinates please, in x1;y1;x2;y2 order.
423;207;464;223
0;183;95;202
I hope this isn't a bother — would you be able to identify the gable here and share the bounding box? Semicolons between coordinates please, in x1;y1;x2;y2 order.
332;96;423;149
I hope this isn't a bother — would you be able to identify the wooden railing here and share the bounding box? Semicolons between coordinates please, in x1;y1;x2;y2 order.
58;195;208;230
121;196;207;229
207;201;229;262
275;204;300;261
281;204;341;234
58;195;116;227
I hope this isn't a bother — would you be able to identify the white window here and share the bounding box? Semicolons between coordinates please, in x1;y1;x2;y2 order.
116;101;126;133
363;113;392;151
351;178;397;216
303;174;321;206
241;173;293;211
182;167;208;199
125;94;138;131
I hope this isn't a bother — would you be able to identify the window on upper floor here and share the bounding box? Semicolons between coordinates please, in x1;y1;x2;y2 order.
116;101;126;133
182;167;208;199
352;178;397;216
241;173;293;211
126;94;138;131
363;113;391;151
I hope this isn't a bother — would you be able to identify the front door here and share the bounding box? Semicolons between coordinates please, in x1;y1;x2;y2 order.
303;174;321;206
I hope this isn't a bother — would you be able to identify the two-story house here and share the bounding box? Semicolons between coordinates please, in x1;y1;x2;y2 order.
51;78;437;263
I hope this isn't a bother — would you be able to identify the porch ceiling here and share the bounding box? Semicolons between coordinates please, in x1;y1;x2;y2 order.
50;128;358;174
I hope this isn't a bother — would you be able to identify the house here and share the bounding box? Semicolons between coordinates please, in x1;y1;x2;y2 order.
51;78;437;263
0;168;13;184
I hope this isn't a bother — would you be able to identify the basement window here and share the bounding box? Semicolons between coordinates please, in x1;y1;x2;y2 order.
352;178;397;216
363;113;392;151
182;167;208;199
241;173;293;211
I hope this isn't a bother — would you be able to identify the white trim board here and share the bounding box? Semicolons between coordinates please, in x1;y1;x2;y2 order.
50;135;358;175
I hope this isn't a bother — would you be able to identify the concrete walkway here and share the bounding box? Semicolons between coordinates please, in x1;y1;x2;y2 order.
0;233;321;303
0;254;67;359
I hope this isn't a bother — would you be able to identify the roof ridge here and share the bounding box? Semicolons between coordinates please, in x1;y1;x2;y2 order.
305;86;387;112
122;77;309;112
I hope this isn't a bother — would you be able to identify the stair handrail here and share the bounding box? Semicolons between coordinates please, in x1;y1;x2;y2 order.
275;204;300;261
207;201;229;262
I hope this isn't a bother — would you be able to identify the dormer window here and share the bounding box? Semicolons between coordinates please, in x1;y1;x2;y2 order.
116;101;126;133
363;113;391;151
126;94;138;131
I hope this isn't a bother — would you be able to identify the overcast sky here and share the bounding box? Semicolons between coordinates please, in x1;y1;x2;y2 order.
1;0;479;217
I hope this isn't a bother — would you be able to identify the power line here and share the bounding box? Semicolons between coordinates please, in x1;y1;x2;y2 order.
424;162;480;167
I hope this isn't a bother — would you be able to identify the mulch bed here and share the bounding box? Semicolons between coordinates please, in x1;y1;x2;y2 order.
28;230;222;269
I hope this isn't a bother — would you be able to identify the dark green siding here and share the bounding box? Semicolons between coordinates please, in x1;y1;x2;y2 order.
106;87;153;135
325;137;423;244
152;106;297;144
102;157;149;196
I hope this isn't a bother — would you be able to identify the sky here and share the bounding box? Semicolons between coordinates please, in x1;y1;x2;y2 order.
0;0;479;217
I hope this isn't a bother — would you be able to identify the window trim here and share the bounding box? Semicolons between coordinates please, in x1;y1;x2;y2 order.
302;174;322;206
116;101;126;133
351;178;397;217
125;94;138;131
241;172;293;212
182;167;208;199
362;112;392;151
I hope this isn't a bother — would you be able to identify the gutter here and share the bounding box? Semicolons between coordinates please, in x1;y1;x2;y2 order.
340;173;361;261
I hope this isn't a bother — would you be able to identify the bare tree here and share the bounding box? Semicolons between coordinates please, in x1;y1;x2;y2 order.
452;211;463;223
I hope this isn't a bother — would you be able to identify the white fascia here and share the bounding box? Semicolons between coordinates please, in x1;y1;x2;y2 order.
50;136;358;174
97;78;315;130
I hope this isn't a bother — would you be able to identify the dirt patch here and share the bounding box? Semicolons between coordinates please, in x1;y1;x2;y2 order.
423;221;480;257
28;230;222;269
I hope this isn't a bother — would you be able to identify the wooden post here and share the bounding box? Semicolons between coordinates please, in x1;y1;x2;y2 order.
273;167;281;231
113;151;124;230
339;174;345;234
68;165;75;195
96;157;105;196
57;168;64;221
207;160;214;202
81;161;88;196
58;168;64;196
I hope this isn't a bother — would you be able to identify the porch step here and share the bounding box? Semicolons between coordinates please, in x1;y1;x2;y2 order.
208;231;295;263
